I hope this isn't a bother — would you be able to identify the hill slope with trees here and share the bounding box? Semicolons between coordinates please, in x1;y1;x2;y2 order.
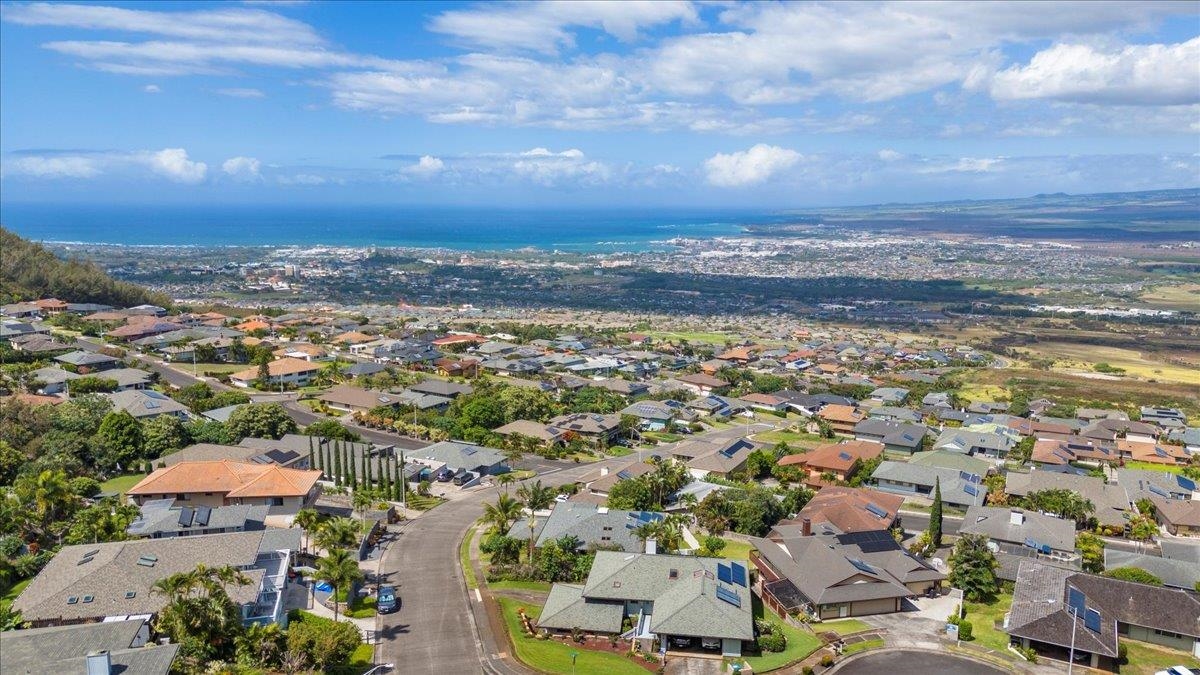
0;226;170;307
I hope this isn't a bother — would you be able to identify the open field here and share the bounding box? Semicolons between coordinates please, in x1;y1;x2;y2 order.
1138;282;1200;310
959;368;1200;417
1019;341;1200;384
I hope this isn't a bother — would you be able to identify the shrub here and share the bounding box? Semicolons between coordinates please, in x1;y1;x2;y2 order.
956;620;973;641
759;631;787;653
820;654;834;667
803;667;815;675
286;612;361;670
1018;646;1038;663
1116;642;1127;664
643;653;659;663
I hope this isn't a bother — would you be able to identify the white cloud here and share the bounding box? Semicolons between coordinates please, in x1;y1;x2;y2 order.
918;157;1005;174
510;147;610;186
991;38;1200;105
402;155;445;177
142;84;161;93
878;149;902;162
704;144;801;187
221;156;261;179
216;87;265;98
5;155;102;179
428;1;698;53
277;173;327;185
142;148;207;183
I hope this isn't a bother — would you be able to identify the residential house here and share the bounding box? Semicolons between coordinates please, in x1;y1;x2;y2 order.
750;530;944;620
107;390;190;421
341;361;388;378
852;419;928;454
318;384;400;413
1116;439;1190;466
667;437;759;480
1165;427;1200;454
1103;549;1200;590
818;404;866;435
11;529;299;628
866;405;923;423
409;378;474;398
620;399;688;431
126;500;269;539
1;618;178;675
921;392;952;408
158;441;310;470
1004;471;1132;529
54;350;121;372
1118;468;1197;502
775;392;855;416
1152;498;1200;537
594;379;651;398
229;357;322;388
1029;439;1116;467
871;461;986;509
1005;560;1200;668
93;367;153;392
29;366;79;395
677;373;731;395
778;440;883;483
868;387;909;404
549;412;622;443
127;460;322;515
537;551;754;657
907;450;993;476
272;343;328;361
932;429;1016;458
958;506;1078;578
495;420;567;445
772;487;903;537
740;392;788;413
510;503;667;553
417;441;508;475
1138;407;1187;430
575;460;656;502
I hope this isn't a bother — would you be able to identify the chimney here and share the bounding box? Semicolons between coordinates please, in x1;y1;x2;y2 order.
801;518;812;537
1010;509;1025;526
86;651;111;675
600;467;609;476
646;538;657;555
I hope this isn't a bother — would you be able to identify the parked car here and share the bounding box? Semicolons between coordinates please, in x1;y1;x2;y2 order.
453;471;476;486
377;585;398;614
554;494;569;503
668;636;693;649
700;637;721;651
435;468;454;482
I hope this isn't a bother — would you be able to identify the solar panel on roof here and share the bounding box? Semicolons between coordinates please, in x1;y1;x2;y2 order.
715;585;741;607
1148;484;1170;498
462;447;477;456
616;470;632;480
195;506;212;527
178;507;194;527
1179;476;1197;491
717;563;732;584
964;484;979;497
865;503;888;518
731;562;747;587
1155;447;1168;458
720;446;738;459
1084;608;1102;633
838;451;852;461
1067;587;1085;615
1024;538;1038;549
958;470;971;480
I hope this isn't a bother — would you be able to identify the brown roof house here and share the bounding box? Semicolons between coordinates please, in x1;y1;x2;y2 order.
229;357;321;388
318;384;401;413
1152;497;1200;537
780;440;884;483
772;487;904;537
817;404;866;435
677;373;731;395
128;460;322;515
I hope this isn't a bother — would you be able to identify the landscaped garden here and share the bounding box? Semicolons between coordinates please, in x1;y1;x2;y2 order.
963;592;1014;653
741;597;822;672
496;596;652;675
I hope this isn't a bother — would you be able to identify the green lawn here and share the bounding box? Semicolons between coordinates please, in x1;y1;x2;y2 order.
964;592;1014;653
1120;640;1200;675
461;526;478;590
1;578;31;614
488;580;552;593
405;494;446;511
338;642;377;675
606;446;634;457
190;362;248;375
842;638;885;656
642;431;682;443
1122;461;1193;476
99;473;148;494
818;619;872;636
752;430;825;449
717;538;754;561
496;597;648;675
742;597;822;673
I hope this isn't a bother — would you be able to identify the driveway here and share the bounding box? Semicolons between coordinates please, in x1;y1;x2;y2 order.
664;655;725;675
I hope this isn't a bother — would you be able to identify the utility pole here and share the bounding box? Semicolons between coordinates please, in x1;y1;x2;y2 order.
1067;606;1079;675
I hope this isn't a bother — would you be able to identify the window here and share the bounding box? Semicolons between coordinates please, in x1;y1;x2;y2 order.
176;493;189;501
1153;629;1183;639
270;497;284;506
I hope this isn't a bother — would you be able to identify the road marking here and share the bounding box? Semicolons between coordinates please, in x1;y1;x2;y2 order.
474;588;482;602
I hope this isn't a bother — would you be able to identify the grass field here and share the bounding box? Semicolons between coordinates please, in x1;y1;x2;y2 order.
842;638;885;656
1122;461;1195;476
1121;640;1200;675
496;597;648;675
188;362;248;375
646;330;739;345
460;526;477;589
716;538;755;561
818;619;872;636
99;473;148;494
743;597;822;672
1;578;31;615
1138;282;1200;310
752;429;826;450
405;494;447;511
1020;341;1200;385
488;580;552;593
964;592;1014;653
959;368;1200;417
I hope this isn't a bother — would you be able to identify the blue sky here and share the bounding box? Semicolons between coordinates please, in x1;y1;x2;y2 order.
1;0;1197;207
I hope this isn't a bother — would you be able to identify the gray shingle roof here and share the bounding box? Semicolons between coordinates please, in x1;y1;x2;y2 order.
1103;549;1200;590
1;620;179;675
1004;471;1131;527
512;503;665;553
537;583;624;633
958;506;1076;552
418;440;506;472
107;390;190;419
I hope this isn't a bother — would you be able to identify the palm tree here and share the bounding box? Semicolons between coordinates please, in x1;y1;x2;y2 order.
352;489;374;525
315;548;364;621
293;508;320;555
481;494;522;535
496;472;518;495
517;480;557;559
315;517;359;553
14;469;72;536
632;522;658;553
502;443;524;469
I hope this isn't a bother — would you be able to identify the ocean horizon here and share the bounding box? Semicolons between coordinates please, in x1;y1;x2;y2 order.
0;203;790;252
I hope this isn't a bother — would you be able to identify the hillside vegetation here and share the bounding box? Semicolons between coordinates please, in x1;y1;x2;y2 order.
0;226;169;307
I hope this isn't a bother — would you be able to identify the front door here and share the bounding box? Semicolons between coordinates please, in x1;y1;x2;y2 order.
839;604;850;618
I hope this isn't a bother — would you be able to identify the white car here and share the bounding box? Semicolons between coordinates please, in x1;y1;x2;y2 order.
1155;667;1199;675
554;494;569;503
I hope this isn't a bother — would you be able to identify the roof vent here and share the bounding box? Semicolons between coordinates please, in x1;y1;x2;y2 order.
125;591;136;599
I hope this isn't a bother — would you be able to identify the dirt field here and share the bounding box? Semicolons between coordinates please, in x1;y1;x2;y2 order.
1138;282;1200;310
960;368;1200;417
1017;341;1200;385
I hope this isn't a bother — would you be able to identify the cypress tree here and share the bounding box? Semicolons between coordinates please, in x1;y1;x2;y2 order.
308;435;315;470
396;454;406;501
364;451;372;488
348;444;357;488
930;476;944;548
333;440;342;487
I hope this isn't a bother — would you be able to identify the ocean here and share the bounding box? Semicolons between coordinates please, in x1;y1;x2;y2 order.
0;203;785;252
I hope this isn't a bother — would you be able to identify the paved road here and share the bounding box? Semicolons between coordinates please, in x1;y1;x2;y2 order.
131;354;213;390
899;511;963;536
834;650;1006;675
281;400;429;451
